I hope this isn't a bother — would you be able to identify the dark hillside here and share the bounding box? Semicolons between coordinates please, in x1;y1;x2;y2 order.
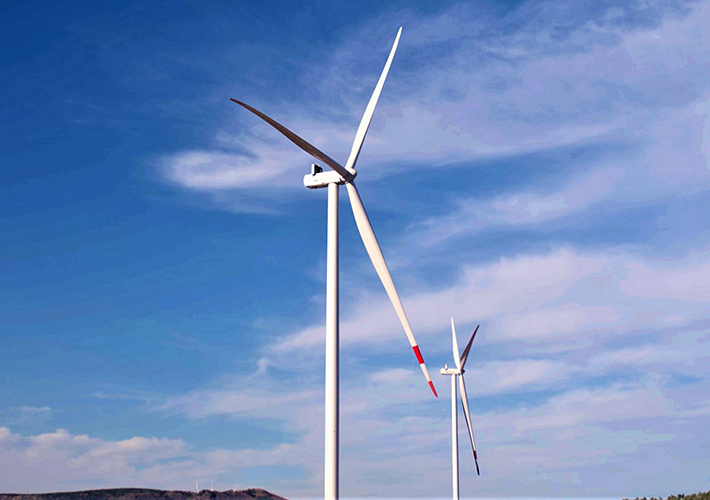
0;488;287;500
624;491;710;500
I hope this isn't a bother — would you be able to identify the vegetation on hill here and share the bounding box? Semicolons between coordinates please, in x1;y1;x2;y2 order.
624;490;710;500
0;487;287;500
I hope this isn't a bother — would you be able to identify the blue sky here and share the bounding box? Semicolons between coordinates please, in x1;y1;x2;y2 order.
2;0;710;496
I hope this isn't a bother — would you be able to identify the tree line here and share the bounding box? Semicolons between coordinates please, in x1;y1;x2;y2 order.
624;490;710;500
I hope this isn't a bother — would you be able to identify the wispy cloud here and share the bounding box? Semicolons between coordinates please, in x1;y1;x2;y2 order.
158;0;710;216
0;427;192;492
0;406;52;427
411;168;624;247
134;240;710;495
274;246;710;355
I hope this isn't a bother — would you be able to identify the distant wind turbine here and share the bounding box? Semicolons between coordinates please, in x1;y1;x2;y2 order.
440;319;481;500
231;27;437;500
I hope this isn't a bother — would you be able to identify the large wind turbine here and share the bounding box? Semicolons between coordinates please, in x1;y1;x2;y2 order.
230;28;437;500
440;318;481;500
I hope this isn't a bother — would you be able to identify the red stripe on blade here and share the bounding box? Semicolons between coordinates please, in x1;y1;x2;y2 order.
473;450;478;459
428;380;438;398
412;345;424;364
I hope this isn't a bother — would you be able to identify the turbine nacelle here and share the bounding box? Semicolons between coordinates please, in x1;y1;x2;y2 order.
303;163;356;189
440;366;461;375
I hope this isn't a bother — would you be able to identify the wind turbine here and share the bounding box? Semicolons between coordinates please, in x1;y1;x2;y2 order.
230;27;437;500
440;318;480;500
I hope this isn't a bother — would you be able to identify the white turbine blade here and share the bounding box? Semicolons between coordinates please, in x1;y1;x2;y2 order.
345;181;437;398
344;27;402;173
459;374;480;476
230;98;352;180
459;325;479;370
451;317;461;369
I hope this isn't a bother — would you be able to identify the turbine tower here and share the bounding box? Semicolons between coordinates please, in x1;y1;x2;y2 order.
231;28;437;500
440;318;480;500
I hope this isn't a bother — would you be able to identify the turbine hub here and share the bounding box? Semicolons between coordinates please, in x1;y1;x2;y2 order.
304;164;352;189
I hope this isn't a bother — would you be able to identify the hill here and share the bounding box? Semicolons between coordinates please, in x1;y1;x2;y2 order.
0;488;287;500
624;491;710;500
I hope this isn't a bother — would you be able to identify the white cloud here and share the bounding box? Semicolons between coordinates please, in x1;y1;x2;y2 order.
620;254;710;301
413;168;624;246
275;249;607;351
146;341;710;497
587;328;710;371
162;387;320;421
0;406;52;427
163;150;285;190
370;368;412;384
499;304;620;339
64;238;709;496
508;383;675;433
0;427;197;493
464;359;570;395
158;0;710;216
142;245;710;496
274;245;710;358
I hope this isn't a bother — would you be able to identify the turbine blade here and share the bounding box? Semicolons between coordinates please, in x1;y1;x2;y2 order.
459;374;480;476
230;98;352;180
345;181;437;398
451;317;461;369
459;325;479;370
344;27;402;173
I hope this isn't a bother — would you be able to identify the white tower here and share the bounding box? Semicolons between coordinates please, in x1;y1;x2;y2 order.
440;319;481;500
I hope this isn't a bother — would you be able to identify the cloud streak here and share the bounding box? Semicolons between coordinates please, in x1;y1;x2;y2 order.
158;0;710;217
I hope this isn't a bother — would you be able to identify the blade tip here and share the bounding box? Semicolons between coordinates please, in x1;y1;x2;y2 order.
429;381;438;398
